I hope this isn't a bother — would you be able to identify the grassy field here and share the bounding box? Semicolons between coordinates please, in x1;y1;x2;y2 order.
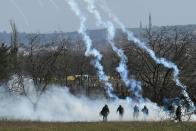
0;121;195;131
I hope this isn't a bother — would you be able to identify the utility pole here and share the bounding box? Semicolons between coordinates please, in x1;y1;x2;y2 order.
148;12;152;31
139;21;143;29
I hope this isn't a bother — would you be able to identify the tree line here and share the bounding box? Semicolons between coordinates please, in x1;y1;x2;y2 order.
0;23;196;107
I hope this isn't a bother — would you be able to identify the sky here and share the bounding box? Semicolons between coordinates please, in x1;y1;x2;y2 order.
0;0;195;33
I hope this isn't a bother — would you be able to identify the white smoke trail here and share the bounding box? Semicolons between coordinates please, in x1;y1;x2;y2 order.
9;0;30;27
49;0;59;10
65;0;118;99
97;0;194;109
83;0;142;100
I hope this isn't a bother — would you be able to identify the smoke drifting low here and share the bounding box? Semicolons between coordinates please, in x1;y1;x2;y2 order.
0;76;184;122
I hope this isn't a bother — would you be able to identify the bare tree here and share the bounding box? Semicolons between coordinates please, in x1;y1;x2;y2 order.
120;27;194;104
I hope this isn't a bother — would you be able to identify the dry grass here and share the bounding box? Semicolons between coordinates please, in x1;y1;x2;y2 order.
0;121;195;131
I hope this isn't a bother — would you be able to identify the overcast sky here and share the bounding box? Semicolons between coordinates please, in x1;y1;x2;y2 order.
0;0;195;33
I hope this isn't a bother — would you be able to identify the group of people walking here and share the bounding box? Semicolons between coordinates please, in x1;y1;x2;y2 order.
100;104;149;121
100;104;183;122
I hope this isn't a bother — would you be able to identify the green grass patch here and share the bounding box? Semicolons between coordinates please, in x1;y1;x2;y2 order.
0;121;195;131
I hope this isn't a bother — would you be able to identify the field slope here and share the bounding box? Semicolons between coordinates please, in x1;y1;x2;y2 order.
0;121;195;131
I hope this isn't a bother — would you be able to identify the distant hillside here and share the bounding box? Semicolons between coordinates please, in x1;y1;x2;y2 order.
1;24;196;45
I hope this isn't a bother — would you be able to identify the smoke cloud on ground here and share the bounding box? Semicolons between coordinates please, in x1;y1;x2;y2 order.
0;75;194;122
0;76;177;122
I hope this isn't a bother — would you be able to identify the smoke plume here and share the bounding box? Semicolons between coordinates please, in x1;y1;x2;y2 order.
97;0;195;109
66;0;118;99
83;0;143;100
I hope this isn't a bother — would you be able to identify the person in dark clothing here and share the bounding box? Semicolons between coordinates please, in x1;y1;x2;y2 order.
133;105;139;120
142;105;149;120
100;104;110;122
142;106;149;115
175;105;182;122
117;105;124;120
